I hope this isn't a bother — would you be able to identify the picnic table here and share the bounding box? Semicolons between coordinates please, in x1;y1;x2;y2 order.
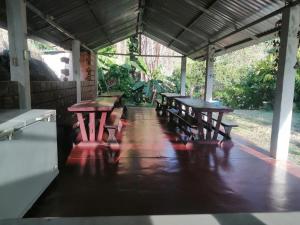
156;93;189;115
160;93;188;107
174;98;233;142
68;97;118;144
99;91;124;106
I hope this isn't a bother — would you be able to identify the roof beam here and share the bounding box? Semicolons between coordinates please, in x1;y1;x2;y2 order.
83;0;112;44
99;53;183;58
143;22;190;47
142;31;187;55
167;0;219;47
188;0;300;57
183;0;258;40
146;7;208;41
136;0;145;34
194;27;279;60
93;32;136;51
167;0;259;48
87;25;135;46
77;17;137;37
29;3;87;34
26;2;93;51
31;6;139;36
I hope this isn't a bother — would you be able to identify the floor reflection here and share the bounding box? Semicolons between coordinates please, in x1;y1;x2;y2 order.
25;107;300;217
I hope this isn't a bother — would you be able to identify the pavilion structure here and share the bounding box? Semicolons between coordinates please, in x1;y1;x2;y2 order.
2;0;299;160
0;0;300;221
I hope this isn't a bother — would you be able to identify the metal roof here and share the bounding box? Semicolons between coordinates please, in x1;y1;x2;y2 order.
0;0;298;60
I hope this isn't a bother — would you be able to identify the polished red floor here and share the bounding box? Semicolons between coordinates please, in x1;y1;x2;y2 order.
26;107;300;217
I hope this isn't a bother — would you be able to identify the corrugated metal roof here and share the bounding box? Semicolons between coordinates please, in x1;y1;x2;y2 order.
0;0;295;59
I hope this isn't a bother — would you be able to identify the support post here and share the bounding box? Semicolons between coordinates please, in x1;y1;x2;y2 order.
93;52;98;96
6;0;31;109
180;56;187;95
72;40;81;103
204;45;215;102
270;4;300;160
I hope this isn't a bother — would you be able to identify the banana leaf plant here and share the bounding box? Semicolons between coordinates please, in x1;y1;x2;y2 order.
131;79;168;104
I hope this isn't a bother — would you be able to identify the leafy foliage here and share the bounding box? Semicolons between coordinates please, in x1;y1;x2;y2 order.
97;35;166;103
215;44;300;110
170;59;205;97
106;64;134;98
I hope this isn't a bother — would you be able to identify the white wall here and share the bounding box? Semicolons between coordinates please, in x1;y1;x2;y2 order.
41;52;73;81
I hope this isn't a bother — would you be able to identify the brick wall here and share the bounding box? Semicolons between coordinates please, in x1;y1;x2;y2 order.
0;80;96;117
0;81;19;109
80;51;96;82
81;80;96;101
31;81;76;109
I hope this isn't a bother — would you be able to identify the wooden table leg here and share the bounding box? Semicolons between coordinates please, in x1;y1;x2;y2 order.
97;112;107;142
213;112;224;140
197;111;205;140
89;112;95;142
206;112;212;140
77;113;88;142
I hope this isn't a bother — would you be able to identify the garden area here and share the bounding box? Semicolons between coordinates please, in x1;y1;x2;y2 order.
227;110;300;164
97;34;300;164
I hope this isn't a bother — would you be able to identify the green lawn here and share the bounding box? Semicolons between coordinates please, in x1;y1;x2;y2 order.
225;110;300;164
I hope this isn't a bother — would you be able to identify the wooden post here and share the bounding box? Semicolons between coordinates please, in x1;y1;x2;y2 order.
270;4;300;160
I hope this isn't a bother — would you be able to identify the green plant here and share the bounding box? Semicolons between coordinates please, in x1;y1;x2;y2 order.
215;45;300;110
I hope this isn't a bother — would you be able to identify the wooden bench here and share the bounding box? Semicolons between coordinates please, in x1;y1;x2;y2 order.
167;108;238;143
155;99;167;115
105;107;124;150
167;108;198;143
201;113;238;139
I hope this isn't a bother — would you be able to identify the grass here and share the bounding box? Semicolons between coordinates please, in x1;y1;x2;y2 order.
225;110;300;165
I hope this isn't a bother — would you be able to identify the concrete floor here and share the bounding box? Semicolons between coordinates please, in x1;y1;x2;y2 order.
26;107;300;217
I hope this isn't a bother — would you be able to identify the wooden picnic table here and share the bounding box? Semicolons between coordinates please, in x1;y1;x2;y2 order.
68;97;118;144
99;91;124;98
99;91;124;106
160;93;189;108
174;97;233;142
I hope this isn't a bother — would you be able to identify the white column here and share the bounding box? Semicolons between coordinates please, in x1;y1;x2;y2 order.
204;45;215;102
180;56;187;95
6;0;31;109
92;51;98;96
72;40;81;103
270;5;300;160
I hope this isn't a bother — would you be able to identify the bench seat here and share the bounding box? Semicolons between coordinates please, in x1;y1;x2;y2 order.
167;108;199;143
105;107;124;149
167;108;238;142
201;113;238;139
155;99;167;114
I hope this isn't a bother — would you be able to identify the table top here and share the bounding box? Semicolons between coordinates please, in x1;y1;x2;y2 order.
68;97;118;112
160;93;188;98
175;98;233;112
99;91;124;97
